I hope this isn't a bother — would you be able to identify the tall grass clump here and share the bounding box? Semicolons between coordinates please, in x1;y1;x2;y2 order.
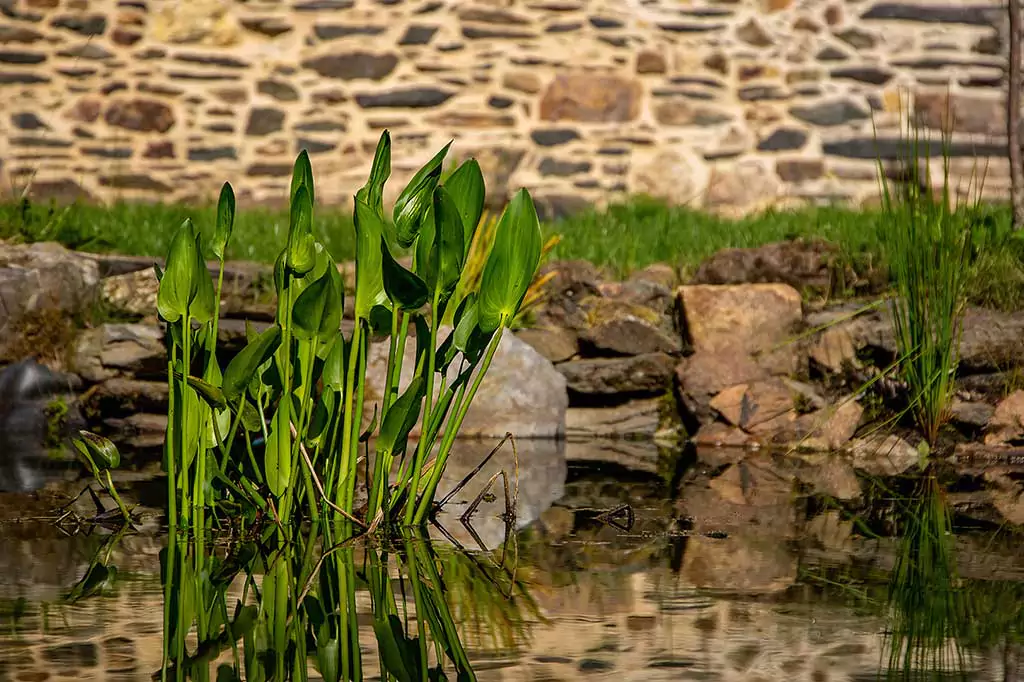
877;119;976;447
156;131;542;535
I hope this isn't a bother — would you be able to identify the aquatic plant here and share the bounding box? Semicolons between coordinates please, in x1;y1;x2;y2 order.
876;116;976;447
157;131;542;533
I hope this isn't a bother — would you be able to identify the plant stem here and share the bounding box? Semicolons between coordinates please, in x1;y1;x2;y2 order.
404;290;441;526
336;320;362;514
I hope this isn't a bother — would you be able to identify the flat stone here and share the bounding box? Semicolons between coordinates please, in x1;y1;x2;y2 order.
558;353;676;396
861;3;998;26
951;399;995;430
51;14;106;35
790;98;870;126
0;25;44;43
531;128;580;147
0;50;45;64
566;399;661;440
709;378;819;432
514;327;578;363
72;323;166;383
188;146;237;161
101;268;159;316
85;378;169;416
503;70;542;94
539;72;642;123
538;157;591;177
795;455;862;501
831;66;893;85
915;91;1003;136
798;399;864;451
654;99;732;126
258;79;298;102
705;160;781;212
693;422;752;448
99;174;171;193
636;50;667;74
313;24;386;40
245;107;285;136
581;314;681;356
985;391;1024;445
302;52;398;80
757;128;808;152
355;87;454;108
103;413;168;450
847;434;920;477
104;99;175;133
776;159;825;183
11;112;47;129
400;25;438;45
240;16;293;37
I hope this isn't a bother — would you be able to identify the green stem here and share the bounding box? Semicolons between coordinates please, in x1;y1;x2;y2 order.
182;314;193;527
404;290;441;526
414;327;503;524
345;330;368;515
103;470;131;522
336;321;362;513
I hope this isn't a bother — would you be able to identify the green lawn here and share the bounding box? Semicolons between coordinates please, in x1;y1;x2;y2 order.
3;195;1023;309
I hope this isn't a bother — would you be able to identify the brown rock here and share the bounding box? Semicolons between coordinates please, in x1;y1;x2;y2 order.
539;72;643;123
630;147;709;203
691;239;843;294
653;99;732;126
502;70;542;94
514;327;579;363
705;160;781;213
66;98;102;123
72;323;166;383
847;434;921;477
301;52;398;81
558;353;676;396
104;99;175;133
636;50;667;74
566;399;661;440
693;422;752;448
581;313;681;356
985;391;1024;445
915;91;1003;137
736;18;773;46
143;141;175;159
675;350;769;422
709;378;821;433
799;399;864;451
776;159;824;183
795;456;862;501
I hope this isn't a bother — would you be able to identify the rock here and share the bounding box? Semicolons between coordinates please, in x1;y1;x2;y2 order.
0;242;101;362
691;239;845;294
104;99;175;133
847;434;920;477
983;470;1024;526
629;264;677;289
790;98;870;126
364;329;567;439
709;378;823;434
798;399;864;451
630;146;710;205
302;52;398;81
675;350;769;423
532;260;604;331
102;413;168;450
984;391;1024;445
794;455;862;501
72;323;165;383
566;399;662;440
693;422;752;448
807;324;861;374
355;87;454;109
757;128;808;152
678;283;803;374
805;510;854;554
776;159;826;183
564;439;662;474
539;72;643;123
83;378;169;416
101;269;159;316
245;107;285;136
558;353;676;396
580;313;681;356
704;160;781;213
951;399;994;431
514;327;578;363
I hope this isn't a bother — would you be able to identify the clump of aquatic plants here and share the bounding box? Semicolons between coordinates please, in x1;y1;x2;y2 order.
156;131;542;533
876;120;976;448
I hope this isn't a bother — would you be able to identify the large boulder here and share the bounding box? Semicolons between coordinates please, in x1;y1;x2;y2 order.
72;323;166;383
364;329;567;439
691;239;858;296
558;353;676;396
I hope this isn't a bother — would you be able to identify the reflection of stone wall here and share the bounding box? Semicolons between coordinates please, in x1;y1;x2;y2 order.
0;0;1013;216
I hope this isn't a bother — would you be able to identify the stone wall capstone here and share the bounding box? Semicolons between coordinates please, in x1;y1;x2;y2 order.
0;0;1014;217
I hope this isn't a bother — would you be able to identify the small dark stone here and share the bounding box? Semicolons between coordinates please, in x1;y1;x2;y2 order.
790;98;870;126
43;643;98;667
100;174;171;192
590;16;623;29
546;21;582;33
738;85;788;101
823;137;1005;159
58;66;96;78
111;28;142;46
10;136;71;148
658;22;727;33
314;24;386;40
188;146;237;162
302;52;398;80
166;70;241;82
533;194;592;221
105;99;175;133
531;129;580;146
488;95;514;109
462;25;534;39
836;27;876;49
297;138;337;154
205;123;234;133
294;120;345;132
175;53;249;69
294;0;354;9
240;17;293;37
776;159;825;182
816;46;848;61
416;1;442;13
355;87;453;108
758;128;808;152
0;50;45;64
830;66;892;85
892;56;1001;70
459;6;530;24
51;14;106;36
143;141;174;159
102;81;127;95
538;157;592;176
578;659;615;672
247;163;293;177
974;32;1001;55
258;79;299;102
861;3;997;26
0;25;44;43
82;147;133;159
399;24;437;45
11;112;47;130
245;107;285;136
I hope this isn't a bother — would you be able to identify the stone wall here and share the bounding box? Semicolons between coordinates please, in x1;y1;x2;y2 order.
0;0;1013;217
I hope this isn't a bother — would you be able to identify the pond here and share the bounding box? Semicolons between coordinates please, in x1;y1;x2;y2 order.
1;442;1022;682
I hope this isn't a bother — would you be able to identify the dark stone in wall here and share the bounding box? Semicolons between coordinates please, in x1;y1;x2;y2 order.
861;3;999;26
104;99;175;133
314;24;386;40
0;50;45;64
757;128;808;152
51;15;107;36
816;46;849;61
258;79;299;102
830;66;892;85
99;174;172;192
11;112;47;130
240;17;293;37
355;87;454;108
534;194;592;222
82;147;133;159
0;26;44;43
248;164;293;177
738;85;787;101
488;95;514;109
835;28;876;49
294;0;355;9
143;141;174;159
246;107;285;136
790;99;870;126
461;26;535;39
112;29;142;46
295;120;345;132
188;147;237;162
400;25;438;45
590;16;624;29
175;53;250;69
58;44;114;60
531;128;580;146
657;22;728;33
11;136;71;148
547;22;582;33
297;138;337;154
776;159;825;183
823;137;1005;159
302;52;399;80
459;7;531;24
538;157;592;176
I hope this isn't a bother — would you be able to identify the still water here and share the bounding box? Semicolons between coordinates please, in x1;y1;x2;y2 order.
1;452;1022;681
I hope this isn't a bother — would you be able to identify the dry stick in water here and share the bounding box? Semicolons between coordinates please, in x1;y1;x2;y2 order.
436;432;513;509
290;422;367;529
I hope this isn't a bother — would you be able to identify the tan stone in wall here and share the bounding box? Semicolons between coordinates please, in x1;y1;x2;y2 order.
1;0;1019;215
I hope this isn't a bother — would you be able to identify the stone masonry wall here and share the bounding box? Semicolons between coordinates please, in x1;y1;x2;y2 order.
0;0;1014;217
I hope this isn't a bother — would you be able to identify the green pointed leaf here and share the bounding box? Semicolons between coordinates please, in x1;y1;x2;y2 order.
223;325;282;402
264;409;291;497
432;185;465;299
292;266;343;341
381;238;428;310
290;149;315;208
444;159;485;255
211;182;236;261
353;197;389;320
287;185;316;275
190;232;218;324
184;374;227;409
321;332;346;391
71;431;120;471
372;617;414;682
377;376;424;457
453;295;479;353
158;219;214;323
478;189;541;333
393;142;451;248
363;131;391;218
